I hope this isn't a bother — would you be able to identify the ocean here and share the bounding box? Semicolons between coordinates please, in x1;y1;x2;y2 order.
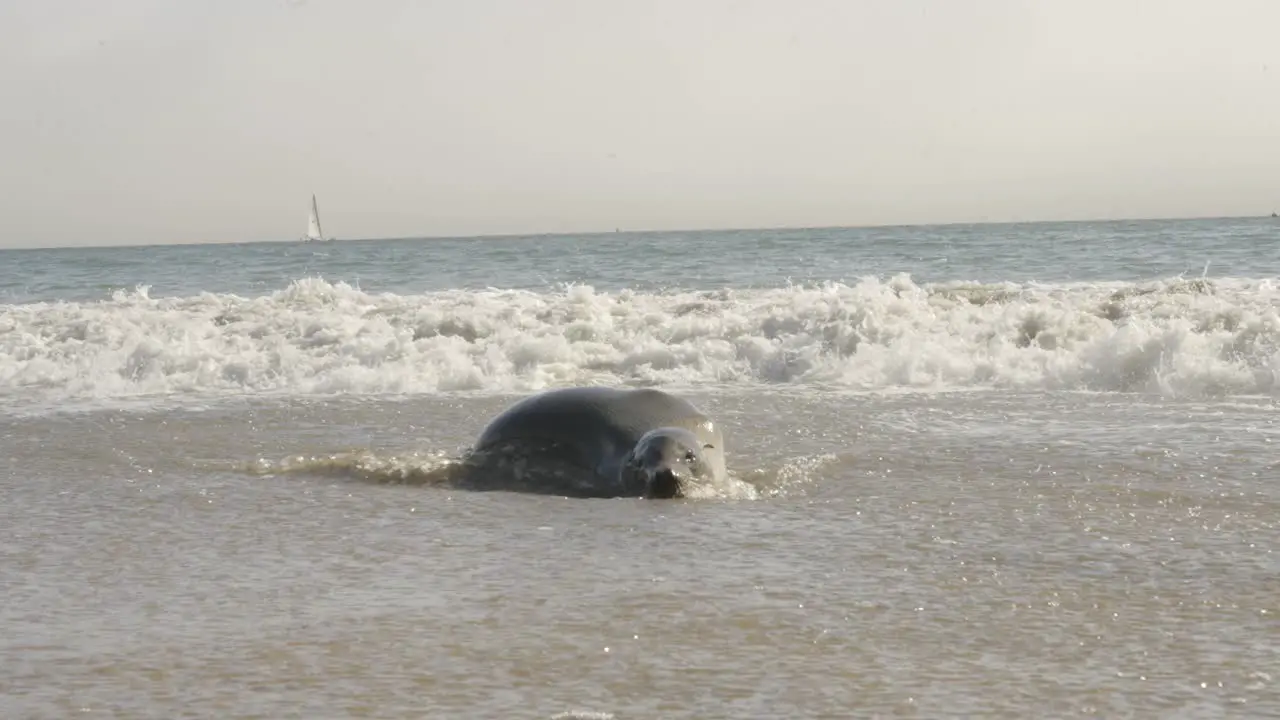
2;217;1277;717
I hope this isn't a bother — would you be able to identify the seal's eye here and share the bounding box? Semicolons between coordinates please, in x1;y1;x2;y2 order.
684;450;696;462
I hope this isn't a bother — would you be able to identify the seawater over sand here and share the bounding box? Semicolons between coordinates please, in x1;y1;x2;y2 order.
2;219;1279;717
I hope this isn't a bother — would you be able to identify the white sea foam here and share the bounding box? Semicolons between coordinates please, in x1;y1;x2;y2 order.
3;274;1280;411
245;448;766;500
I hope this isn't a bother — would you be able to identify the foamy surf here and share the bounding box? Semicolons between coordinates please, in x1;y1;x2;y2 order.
241;446;839;500
245;449;463;487
4;274;1280;412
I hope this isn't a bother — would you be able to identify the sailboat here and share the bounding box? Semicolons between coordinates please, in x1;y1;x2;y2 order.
301;193;328;242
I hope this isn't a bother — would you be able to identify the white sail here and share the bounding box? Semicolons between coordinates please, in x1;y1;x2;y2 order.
305;194;324;242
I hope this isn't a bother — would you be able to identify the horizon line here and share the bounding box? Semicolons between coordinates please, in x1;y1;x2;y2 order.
2;211;1275;252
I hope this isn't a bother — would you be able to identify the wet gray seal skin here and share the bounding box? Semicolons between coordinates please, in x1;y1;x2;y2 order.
462;387;727;499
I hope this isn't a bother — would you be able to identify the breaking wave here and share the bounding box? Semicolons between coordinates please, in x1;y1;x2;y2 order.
4;273;1280;411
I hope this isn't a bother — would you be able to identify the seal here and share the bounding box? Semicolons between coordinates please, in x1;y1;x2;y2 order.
461;386;727;499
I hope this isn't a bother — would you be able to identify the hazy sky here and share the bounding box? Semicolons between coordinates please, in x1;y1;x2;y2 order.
2;0;1279;248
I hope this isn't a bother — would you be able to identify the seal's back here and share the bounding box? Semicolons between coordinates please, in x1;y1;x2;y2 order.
474;386;705;454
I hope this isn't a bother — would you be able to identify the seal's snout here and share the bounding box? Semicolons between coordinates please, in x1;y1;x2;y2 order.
632;427;709;499
647;467;681;499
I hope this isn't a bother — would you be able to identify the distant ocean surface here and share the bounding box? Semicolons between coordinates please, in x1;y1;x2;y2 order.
3;218;1278;717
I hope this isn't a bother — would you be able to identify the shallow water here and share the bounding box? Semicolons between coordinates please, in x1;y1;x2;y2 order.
3;219;1280;717
2;389;1276;717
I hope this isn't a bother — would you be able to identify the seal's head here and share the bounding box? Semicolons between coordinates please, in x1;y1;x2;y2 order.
622;427;717;499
